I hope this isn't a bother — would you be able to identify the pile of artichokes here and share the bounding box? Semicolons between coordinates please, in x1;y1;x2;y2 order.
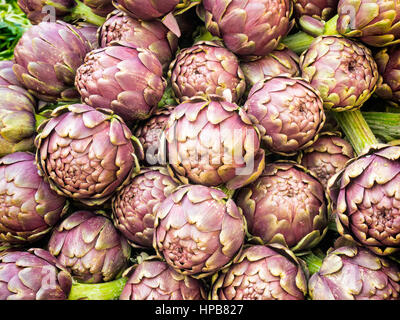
0;0;399;301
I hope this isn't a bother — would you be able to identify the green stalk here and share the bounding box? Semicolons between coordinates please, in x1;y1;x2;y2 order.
334;110;379;155
362;112;400;143
35;113;48;131
68;0;105;26
68;277;128;300
300;251;325;276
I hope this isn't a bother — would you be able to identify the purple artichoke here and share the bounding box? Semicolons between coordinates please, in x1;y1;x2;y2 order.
17;0;75;24
240;46;300;87
75;43;166;125
13;21;90;102
298;133;355;188
112;167;180;248
0;61;20;86
243;76;325;156
299;35;380;111
48;210;131;284
294;0;339;21
0;248;72;300
0;152;68;244
236;162;328;252
0;85;37;157
133;106;173;166
112;0;179;20
168;41;246;103
309;245;400;300
75;22;100;50
328;144;400;256
120;258;206;300
83;0;114;17
199;0;294;57
163;95;265;190
154;185;246;278
210;244;308;300
99;10;178;71
35;104;143;207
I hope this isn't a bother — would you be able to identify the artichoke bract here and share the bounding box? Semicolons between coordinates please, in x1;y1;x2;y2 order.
298;133;355;188
210;244;308;300
0;152;68;244
75;43;166;125
163;95;265;190
300;35;379;111
236;162;328;252
337;0;400;47
48;210;131;284
294;0;338;21
35;104;143;207
168;41;246;103
0;85;36;157
17;0;75;24
113;0;179;20
0;248;72;300
75;22;100;50
240;46;300;87
134;107;173;166
99;10;178;71
328;145;400;256
199;0;294;57
154;185;246;278
13;21;90;102
243;76;325;156
309;246;400;300
0;61;20;86
112;167;179;248
120;259;206;300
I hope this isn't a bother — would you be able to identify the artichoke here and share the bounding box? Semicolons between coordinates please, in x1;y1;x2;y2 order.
154;184;246;278
75;42;166;125
210;244;308;300
168;41;246;103
0;61;20;86
134;106;173;166
298;133;355;188
0;85;37;157
309;245;400;300
243;76;325;156
300;35;380;111
17;0;75;24
35;104;143;207
120;258;206;300
83;0;114;17
163;95;265;190
328;144;400;256
294;0;338;21
236;162;328;252
337;0;400;47
75;22;100;50
240;46;300;87
112;167;180;248
48;210;131;284
0;248;72;300
112;0;179;20
0;152;68;244
199;0;294;57
99;10;178;71
13;21;90;102
374;45;400;105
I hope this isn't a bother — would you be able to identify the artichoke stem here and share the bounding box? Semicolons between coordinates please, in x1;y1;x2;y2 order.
282;15;339;54
68;277;128;300
334;110;379;156
68;0;105;26
362;112;400;143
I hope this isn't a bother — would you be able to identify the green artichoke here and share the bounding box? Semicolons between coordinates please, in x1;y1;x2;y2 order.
48;210;131;284
328;144;400;256
13;21;90;102
0;152;68;244
199;0;294;57
309;245;400;300
0;248;72;300
298;132;355;188
243;76;325;156
0;85;36;157
210;244;308;300
236;162;328;252
35;104;143;207
0;61;20;86
112;167;180;248
300;35;380;111
337;0;400;47
168;41;246;103
154;184;246;278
